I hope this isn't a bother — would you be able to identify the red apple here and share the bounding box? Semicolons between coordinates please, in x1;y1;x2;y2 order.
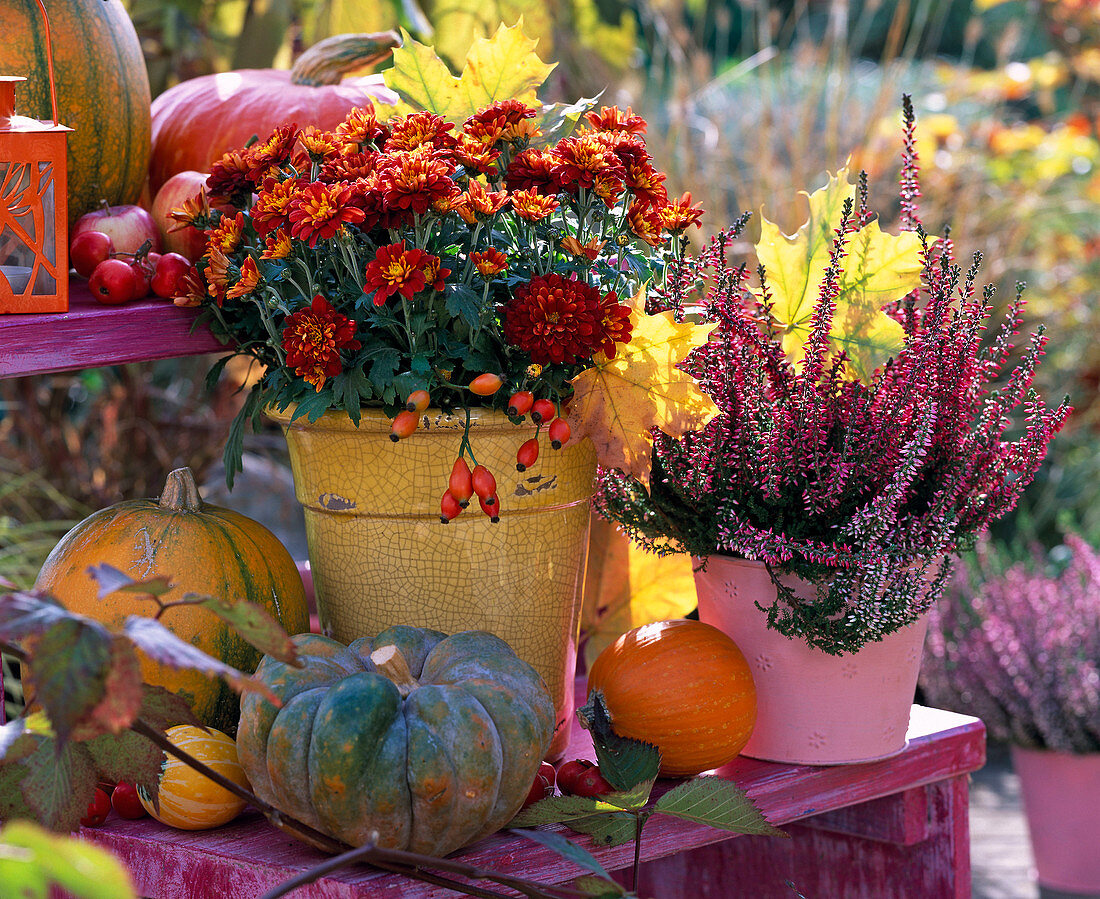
150;171;211;262
69;230;115;279
72;203;162;257
88;258;141;305
151;252;193;299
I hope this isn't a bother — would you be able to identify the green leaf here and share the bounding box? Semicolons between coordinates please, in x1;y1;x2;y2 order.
30;619;112;746
85;730;165;795
23;740;98;833
137;685;204;733
576;690;661;791
122;617;282;708
0;820;138;899
537;95;601;145
511;828;614;880
188;593;299;667
564;811;638;847
368;347;403;391
77;637;145;738
445;283;483;328
573;874;628;897
653;776;787;837
223;382;263;490
0;758;35;822
0;591;71;644
87;565;174;600
510;784;651;827
754;167;921;382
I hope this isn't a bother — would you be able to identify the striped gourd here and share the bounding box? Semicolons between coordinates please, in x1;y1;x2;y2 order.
138;725;250;830
33;467;310;736
0;0;151;221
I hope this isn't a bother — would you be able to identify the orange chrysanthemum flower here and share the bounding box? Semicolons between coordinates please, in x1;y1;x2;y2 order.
252;176;297;236
624;160;668;207
262;228;292;259
464;179;509;219
282;294;362;392
384;111;457;153
203;245;232;306
627;201;665;247
335;105;388;150
453;132;501;176
472;248;508;278
298;126;340;160
509;188;559;222
245;123;299;181
661;191;705;233
503;273;629;364
208;211;245;254
226;255;261;300
287;181;366;246
560;235;606;262
549;133;626;193
320;151;379;183
505;148;558;195
363;241;432;304
171;265;206;308
464;99;540;145
585;105;647;134
378;147;459;215
166;186;212;233
419;254;450;293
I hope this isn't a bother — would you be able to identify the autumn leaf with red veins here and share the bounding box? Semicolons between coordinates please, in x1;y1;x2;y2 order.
564;290;719;488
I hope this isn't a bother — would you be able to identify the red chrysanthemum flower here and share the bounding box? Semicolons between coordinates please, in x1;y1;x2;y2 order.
384;111;458;153
262;228;292;259
624;159;668;207
472;248;508;278
505;148;558;195
591;290;633;358
509;188;559;222
464;99;539;145
503;273;620;364
206;150;255;204
549;133;626;194
282;294;362;392
585;105;648;134
419;254;450;292
287;181;367;246
208;211;245;254
251;176;297;236
627;200;665;247
363;241;431;304
319;151;380;183
660;191;705;233
245;123;299;181
378;147;459;215
453;132;501;176
464;179;509;219
298;126;341;161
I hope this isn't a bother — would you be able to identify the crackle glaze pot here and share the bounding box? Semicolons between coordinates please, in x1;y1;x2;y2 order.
267;405;596;760
693;555;929;765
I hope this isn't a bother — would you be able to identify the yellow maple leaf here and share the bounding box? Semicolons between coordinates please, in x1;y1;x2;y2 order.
382;20;555;124
564;290;720;488
755;167;925;383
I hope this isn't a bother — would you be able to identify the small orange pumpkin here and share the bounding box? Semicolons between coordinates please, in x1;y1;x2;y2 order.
586;619;757;777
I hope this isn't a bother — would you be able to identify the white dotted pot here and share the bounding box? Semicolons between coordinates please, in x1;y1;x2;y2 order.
692;555;928;765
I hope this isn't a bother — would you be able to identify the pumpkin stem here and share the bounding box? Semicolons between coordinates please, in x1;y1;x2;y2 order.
370;644;420;697
158;467;204;513
290;32;401;87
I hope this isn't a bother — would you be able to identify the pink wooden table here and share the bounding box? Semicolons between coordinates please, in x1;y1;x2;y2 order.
81;691;985;899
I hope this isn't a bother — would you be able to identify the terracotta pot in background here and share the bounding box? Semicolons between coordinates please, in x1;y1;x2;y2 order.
268;405;597;760
693;554;929;765
1012;746;1100;896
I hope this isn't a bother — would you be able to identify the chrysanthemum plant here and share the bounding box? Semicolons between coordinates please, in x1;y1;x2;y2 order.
597;98;1071;655
174;92;718;515
920;535;1100;754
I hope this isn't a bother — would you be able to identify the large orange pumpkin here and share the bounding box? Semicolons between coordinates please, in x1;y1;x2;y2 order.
33;467;310;736
148;32;400;193
586;619;757;777
0;0;151;222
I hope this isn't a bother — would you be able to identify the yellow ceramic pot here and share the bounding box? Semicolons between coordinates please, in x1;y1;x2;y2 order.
267;405;597;759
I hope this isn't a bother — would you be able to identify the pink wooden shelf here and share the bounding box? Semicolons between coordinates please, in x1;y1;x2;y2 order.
81;687;985;899
0;279;226;379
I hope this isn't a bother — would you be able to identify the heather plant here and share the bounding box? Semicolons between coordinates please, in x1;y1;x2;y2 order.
920;535;1100;754
597;101;1070;655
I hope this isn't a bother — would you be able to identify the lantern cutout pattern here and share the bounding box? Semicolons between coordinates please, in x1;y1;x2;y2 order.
1;56;71;314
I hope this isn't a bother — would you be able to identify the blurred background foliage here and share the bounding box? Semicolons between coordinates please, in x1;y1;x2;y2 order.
3;0;1100;597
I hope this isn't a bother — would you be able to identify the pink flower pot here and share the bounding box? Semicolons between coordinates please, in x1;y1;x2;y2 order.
1011;746;1100;894
693;555;928;765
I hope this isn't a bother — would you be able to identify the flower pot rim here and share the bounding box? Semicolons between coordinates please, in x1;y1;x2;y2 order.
265;403;540;435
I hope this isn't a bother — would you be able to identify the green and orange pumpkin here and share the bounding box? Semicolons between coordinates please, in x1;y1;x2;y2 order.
33;467;310;736
0;0;151;221
237;627;555;856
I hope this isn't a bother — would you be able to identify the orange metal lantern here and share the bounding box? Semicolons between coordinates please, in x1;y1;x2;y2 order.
0;1;70;315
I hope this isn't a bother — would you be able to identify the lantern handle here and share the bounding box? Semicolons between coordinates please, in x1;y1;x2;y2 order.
34;0;59;126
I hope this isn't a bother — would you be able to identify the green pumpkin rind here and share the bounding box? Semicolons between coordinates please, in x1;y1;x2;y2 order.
237;628;555;857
